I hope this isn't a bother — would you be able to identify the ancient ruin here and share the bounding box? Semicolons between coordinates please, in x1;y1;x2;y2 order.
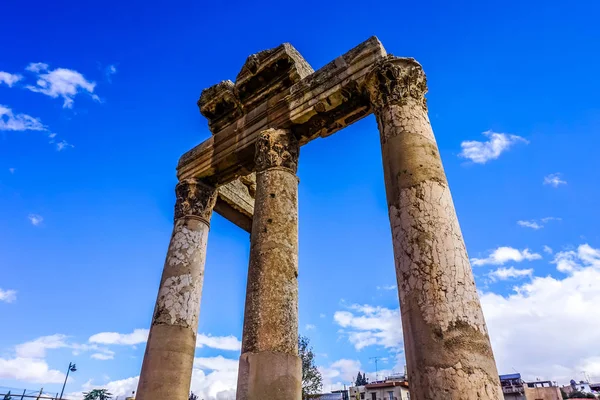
136;37;503;399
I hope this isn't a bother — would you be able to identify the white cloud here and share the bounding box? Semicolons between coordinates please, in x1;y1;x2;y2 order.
91;350;115;360
0;288;17;303
518;218;561;230
196;334;241;351
543;245;553;254
481;243;600;382
517;220;542;230
0;71;22;87
89;329;149;345
28;214;44;226
0;357;64;384
376;285;396;291
305;324;316;331
334;304;402;350
488;266;533;281
191;356;238;400
25;63;97;108
544;173;567;187
56;140;74;151
320;313;326;319
459;130;528;164
471;247;542;266
319;359;362;390
541;217;561;223
8;168;16;174
15;334;68;358
71;375;140;399
0;105;45;131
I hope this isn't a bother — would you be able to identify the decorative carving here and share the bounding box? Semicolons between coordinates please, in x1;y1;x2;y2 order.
254;128;299;173
198;80;243;134
365;56;428;112
174;178;218;223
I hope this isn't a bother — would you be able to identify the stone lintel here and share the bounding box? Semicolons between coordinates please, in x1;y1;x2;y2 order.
178;36;387;185
215;175;255;232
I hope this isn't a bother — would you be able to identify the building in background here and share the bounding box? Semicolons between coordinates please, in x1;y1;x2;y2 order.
349;374;409;400
499;373;561;400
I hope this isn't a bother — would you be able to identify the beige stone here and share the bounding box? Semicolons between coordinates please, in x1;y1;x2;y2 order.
136;179;217;400
236;128;301;400
365;57;502;400
140;38;504;399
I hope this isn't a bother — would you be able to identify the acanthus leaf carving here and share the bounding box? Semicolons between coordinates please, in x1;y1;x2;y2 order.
174;178;218;222
365;56;428;112
254;128;299;173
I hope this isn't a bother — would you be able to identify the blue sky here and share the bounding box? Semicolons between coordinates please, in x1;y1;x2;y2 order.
2;0;600;398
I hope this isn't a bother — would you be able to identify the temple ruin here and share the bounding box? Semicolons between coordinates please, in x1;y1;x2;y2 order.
135;37;503;400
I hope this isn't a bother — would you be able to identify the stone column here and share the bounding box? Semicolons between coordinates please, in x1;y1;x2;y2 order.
236;128;301;400
136;178;217;400
365;57;502;400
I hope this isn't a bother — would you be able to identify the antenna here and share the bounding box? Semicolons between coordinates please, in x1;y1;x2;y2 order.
370;357;380;382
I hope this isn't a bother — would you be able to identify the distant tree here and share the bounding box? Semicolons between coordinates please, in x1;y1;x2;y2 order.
299;335;322;398
355;371;362;386
568;391;595;398
560;389;568;399
189;392;198;400
83;389;112;400
354;371;368;386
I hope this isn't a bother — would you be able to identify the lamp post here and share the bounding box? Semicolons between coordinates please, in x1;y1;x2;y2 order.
59;362;77;399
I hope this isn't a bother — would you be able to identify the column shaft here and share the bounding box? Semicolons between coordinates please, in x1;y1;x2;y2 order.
236;128;301;400
137;179;217;400
367;57;502;400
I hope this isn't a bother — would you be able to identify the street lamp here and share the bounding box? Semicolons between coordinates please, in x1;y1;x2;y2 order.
59;362;77;399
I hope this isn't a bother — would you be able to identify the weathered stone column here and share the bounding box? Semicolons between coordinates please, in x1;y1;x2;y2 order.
137;178;217;400
236;128;301;400
365;57;502;400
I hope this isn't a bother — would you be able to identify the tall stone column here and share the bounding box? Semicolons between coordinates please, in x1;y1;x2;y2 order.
365;57;502;400
236;128;301;400
137;178;217;400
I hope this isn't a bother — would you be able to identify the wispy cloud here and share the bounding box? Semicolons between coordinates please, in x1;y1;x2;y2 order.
0;105;45;131
334;304;402;350
0;288;17;303
56;140;74;151
91;350;115;360
8;168;16;174
517;220;542;230
517;217;561;230
105;64;117;82
459;130;528;164
25;63;98;108
544;173;567;187
543;245;553;254
89;329;149;346
196;334;241;351
472;247;542;266
28;214;43;226
376;284;396;291
0;71;23;87
488;266;533;281
305;324;316;331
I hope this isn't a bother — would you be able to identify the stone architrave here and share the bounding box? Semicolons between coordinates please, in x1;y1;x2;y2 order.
136;178;217;400
365;56;503;400
236;128;301;400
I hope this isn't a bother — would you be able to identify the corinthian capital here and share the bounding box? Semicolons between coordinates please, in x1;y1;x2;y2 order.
365;56;428;111
254;128;299;173
174;178;218;223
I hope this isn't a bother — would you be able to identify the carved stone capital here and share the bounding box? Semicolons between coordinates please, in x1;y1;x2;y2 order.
365;56;428;112
254;128;299;173
174;178;218;223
